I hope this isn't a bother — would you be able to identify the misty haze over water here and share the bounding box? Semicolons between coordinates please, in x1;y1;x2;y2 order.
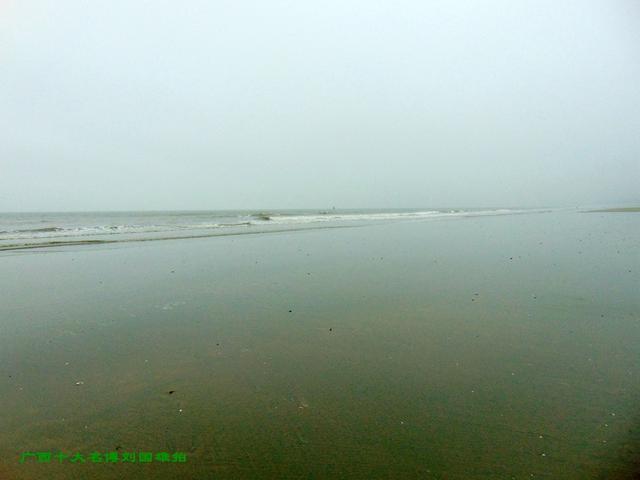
1;1;639;212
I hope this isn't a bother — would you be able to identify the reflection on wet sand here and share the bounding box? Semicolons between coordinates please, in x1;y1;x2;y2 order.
1;210;639;479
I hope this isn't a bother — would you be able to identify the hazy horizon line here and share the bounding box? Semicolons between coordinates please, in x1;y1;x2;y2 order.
2;204;636;215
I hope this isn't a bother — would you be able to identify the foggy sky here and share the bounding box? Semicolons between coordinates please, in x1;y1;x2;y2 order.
1;0;639;211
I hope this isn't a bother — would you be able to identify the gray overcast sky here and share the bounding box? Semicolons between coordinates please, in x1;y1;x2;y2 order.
1;0;639;211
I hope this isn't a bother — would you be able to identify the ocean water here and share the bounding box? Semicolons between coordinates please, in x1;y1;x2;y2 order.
0;208;638;479
0;208;547;251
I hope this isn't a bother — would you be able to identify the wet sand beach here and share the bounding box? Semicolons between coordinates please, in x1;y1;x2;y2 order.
1;209;639;479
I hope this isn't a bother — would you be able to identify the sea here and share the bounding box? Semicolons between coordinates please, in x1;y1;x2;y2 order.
0;208;550;251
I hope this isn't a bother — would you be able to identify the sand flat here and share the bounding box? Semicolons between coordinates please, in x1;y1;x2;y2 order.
1;209;639;479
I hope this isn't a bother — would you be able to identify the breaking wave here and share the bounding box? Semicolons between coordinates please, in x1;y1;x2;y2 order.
0;208;550;251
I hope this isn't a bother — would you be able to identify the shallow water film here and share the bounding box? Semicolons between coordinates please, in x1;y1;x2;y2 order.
1;210;639;479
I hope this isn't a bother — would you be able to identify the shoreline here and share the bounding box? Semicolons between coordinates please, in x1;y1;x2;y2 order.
585;207;640;213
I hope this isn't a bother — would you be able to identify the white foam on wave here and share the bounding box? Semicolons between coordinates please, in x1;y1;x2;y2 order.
0;209;545;243
0;221;250;241
254;209;521;225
